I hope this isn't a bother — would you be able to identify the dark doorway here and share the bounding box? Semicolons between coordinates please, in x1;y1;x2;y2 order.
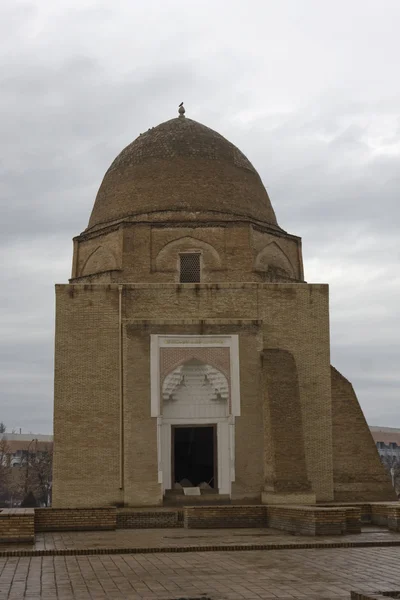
172;426;216;488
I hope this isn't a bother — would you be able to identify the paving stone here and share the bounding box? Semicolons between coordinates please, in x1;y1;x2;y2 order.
1;546;400;599
0;527;399;599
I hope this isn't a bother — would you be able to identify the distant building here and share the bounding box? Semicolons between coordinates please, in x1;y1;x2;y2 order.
370;427;400;461
1;434;53;467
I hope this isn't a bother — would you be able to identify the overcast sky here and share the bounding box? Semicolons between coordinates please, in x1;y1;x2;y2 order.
1;0;399;434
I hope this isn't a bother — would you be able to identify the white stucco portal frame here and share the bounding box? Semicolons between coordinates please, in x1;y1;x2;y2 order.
150;335;240;495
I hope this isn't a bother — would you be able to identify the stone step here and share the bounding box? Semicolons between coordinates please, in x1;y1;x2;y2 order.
165;488;219;496
163;493;231;506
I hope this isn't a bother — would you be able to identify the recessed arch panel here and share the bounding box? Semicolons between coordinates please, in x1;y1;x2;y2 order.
254;241;295;278
81;246;117;276
155;236;221;272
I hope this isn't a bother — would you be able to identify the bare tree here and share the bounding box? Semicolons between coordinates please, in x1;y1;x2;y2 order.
0;435;53;507
21;442;53;506
0;437;11;504
31;443;53;506
6;468;25;507
0;436;26;507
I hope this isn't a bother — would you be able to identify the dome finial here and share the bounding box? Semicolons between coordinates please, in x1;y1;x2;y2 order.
178;102;185;118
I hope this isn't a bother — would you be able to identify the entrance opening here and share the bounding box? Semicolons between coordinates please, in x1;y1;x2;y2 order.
172;426;216;489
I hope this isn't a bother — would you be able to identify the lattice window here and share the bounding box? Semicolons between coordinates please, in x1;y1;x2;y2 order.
179;253;201;283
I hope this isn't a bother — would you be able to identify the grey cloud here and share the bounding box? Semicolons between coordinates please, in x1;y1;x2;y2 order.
0;56;199;241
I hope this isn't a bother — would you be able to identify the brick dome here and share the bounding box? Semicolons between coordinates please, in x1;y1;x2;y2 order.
87;116;279;231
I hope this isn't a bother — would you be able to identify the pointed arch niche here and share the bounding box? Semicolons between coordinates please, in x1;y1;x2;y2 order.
81;245;118;276
150;335;240;495
162;359;229;420
254;241;295;278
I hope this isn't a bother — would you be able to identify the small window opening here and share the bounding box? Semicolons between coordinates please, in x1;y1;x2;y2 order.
180;253;201;283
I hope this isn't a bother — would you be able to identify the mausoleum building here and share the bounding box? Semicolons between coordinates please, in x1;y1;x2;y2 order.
52;107;395;507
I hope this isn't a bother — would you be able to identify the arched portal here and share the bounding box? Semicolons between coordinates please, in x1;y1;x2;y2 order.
160;359;233;495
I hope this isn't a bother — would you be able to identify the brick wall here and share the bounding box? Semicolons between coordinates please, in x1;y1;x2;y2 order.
322;502;400;529
31;503;394;533
266;505;352;536
0;509;34;543
262;349;314;503
259;284;333;502
325;503;372;523
117;510;183;529
371;503;391;526
182;504;363;535
53;284;393;509
53;282;334;508
387;505;400;532
351;503;372;523
183;505;267;529
345;507;362;534
331;367;397;502
35;508;116;532
52;285;122;508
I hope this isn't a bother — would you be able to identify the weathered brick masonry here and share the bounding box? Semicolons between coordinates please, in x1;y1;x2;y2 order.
387;505;400;531
266;506;350;536
0;509;34;543
53;283;335;506
331;368;395;501
184;506;267;529
35;508;116;532
4;503;400;542
116;510;183;529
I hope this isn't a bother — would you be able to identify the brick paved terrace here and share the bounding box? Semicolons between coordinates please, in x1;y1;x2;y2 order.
0;527;400;598
1;546;400;600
